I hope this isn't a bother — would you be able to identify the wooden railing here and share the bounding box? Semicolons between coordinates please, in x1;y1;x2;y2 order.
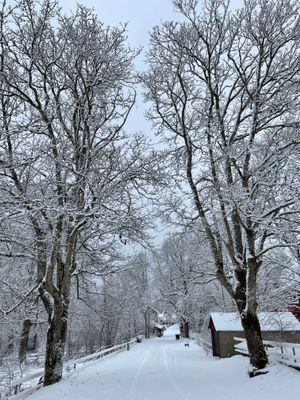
5;337;142;399
197;336;212;354
234;337;300;369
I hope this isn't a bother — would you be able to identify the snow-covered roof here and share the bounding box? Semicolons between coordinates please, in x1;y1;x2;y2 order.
154;323;163;330
210;312;300;332
164;324;180;336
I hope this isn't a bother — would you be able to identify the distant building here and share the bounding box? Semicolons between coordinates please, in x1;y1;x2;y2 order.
288;297;300;320
153;323;166;337
158;311;177;325
145;307;177;338
209;312;300;358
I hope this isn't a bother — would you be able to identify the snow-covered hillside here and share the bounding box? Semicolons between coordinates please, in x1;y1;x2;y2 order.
26;325;300;400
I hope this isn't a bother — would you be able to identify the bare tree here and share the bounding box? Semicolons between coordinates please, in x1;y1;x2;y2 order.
142;0;300;373
0;0;152;385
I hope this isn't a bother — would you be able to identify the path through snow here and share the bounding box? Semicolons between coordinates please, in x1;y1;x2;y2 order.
27;325;300;400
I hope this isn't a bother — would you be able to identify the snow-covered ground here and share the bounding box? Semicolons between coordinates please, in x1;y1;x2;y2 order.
26;325;300;400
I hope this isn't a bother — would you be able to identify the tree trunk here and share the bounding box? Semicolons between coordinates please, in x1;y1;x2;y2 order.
144;307;150;339
181;319;189;338
242;262;268;372
43;299;69;386
104;325;113;347
18;319;32;365
31;333;38;351
240;310;268;373
183;320;189;338
236;263;268;373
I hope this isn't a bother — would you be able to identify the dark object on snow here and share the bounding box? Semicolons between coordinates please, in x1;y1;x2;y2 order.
184;342;189;347
175;334;180;340
249;368;269;378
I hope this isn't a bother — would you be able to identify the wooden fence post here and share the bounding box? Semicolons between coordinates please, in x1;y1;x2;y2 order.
292;347;296;363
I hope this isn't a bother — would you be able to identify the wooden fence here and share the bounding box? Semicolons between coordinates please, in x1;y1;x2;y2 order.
197;336;212;354
4;337;142;400
234;337;300;369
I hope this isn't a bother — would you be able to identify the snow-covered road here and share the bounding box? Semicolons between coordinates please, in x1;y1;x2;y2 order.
27;325;300;400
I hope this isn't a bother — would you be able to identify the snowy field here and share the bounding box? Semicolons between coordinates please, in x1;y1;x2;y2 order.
26;325;300;400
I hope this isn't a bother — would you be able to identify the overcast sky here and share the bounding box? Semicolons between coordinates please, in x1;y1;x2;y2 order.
62;0;243;48
62;0;179;49
61;0;243;137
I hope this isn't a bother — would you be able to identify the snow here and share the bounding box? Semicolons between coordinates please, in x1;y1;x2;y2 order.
210;312;300;331
163;323;180;335
26;325;300;400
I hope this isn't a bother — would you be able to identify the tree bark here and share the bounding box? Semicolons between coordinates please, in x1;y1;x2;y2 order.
43;298;69;386
144;307;150;339
240;310;268;373
235;263;268;372
182;319;189;338
18;319;32;365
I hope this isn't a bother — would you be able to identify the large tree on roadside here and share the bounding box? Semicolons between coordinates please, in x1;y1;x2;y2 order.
142;0;300;372
0;0;153;385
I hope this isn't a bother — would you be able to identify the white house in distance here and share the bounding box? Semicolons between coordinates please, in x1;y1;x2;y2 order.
153;311;177;336
209;312;300;358
157;311;177;326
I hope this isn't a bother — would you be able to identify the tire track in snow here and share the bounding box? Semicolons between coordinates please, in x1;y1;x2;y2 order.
128;343;154;400
162;343;193;400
